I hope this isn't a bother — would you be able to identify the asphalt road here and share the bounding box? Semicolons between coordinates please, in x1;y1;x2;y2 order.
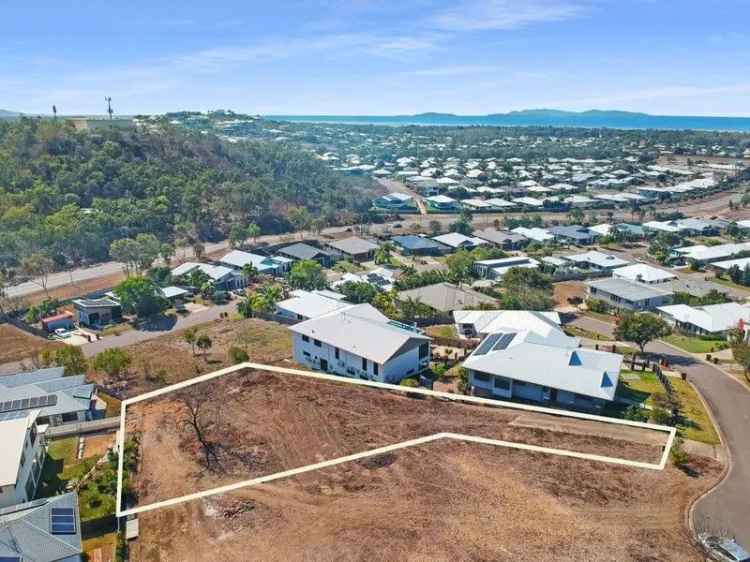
5;188;739;300
570;314;750;545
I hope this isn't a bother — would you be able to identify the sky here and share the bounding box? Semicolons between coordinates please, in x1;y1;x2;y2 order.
1;0;749;116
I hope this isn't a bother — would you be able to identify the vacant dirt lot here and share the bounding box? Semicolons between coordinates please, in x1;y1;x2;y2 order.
91;318;293;397
0;323;63;366
127;369;719;561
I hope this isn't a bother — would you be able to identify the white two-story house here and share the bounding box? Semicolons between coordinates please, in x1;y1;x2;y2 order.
0;411;46;508
290;304;431;383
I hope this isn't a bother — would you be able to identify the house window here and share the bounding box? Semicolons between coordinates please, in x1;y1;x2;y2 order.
493;376;510;390
418;343;429;359
362;357;368;371
514;380;527;387
62;412;78;423
335;347;340;359
314;339;322;348
474;372;490;382
303;351;311;358
302;335;309;343
373;363;379;376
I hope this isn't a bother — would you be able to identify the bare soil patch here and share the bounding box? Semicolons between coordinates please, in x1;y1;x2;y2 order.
131;436;719;562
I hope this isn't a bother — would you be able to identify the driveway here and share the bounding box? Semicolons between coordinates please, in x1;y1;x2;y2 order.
81;302;236;357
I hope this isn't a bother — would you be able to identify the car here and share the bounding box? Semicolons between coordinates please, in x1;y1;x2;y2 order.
392;223;403;229
700;534;750;562
53;328;72;339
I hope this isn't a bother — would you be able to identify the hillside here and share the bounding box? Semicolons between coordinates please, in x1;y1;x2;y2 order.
0;118;377;271
0;109;21;118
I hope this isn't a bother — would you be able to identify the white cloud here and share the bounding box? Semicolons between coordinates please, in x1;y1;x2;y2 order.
430;0;590;31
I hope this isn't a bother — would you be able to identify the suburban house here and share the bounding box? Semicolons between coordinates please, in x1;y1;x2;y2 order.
397;282;498;313
275;289;349;322
473;256;540;279
510;227;554;243
0;492;83;561
72;298;122;327
562;251;630;271
326;236;380;262
425;194;459;211
671;242;750;265
453;309;561;339
373;192;416;211
612;263;677;285
462;316;622;412
277;243;336;267
332;267;397;292
549;225;598;245
473;228;529;250
587;278;673;311
709;256;750;274
219;250;291;276
391;235;448;256
0;411;44;508
0;367;101;426
290;303;431;383
657;302;750;336
431;232;488;250
170;262;244;291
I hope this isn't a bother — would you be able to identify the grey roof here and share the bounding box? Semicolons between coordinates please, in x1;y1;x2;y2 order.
587;278;673;302
327;236;379;256
0;368;93;419
549;225;597;242
279;243;333;261
0;493;82;562
398;282;498;313
473;228;527;246
72;297;120;309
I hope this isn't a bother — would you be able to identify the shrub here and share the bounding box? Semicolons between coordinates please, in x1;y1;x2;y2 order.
399;378;419;388
587;298;610;314
228;346;249;364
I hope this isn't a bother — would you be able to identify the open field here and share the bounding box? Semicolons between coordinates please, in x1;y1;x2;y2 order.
122;367;720;561
663;334;728;354
0;323;63;365
91;318;293;397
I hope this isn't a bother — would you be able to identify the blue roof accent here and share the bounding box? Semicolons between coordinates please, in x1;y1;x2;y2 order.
392;235;445;251
569;351;583;366
601;373;614;388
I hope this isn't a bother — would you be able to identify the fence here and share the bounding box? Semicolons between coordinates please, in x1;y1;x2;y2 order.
45;417;119;438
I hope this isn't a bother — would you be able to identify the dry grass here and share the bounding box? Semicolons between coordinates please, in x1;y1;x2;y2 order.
0;324;63;365
127;369;721;562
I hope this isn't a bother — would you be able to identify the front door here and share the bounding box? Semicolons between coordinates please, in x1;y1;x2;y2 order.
320;359;329;372
550;388;558;402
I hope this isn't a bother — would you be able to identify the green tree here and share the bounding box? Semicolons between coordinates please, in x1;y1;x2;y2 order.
429;220;442;236
183;327;198;356
42;346;88;375
21;253;55;298
338;281;377;304
114;277;167;318
288;206;312;237
374;242;394;265
614;313;672;355
246;223;261;245
445;249;475;283
93;348;132;380
287;260;327;290
196;334;213;357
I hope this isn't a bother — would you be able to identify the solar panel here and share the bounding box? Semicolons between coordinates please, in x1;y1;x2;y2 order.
28;397;40;408
19;398;30;409
0;556;22;562
0;394;57;413
474;333;503;356
50;507;77;535
492;333;516;351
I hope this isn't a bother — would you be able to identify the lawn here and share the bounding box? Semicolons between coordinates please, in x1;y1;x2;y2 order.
614;371;720;445
332;260;363;274
98;392;122;418
82;531;117;562
36;437;117;522
425;324;457;339
564;325;609;341
711;276;750;294
663;334;727;354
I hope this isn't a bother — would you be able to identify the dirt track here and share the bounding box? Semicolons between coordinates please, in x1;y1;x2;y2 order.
127;369;720;562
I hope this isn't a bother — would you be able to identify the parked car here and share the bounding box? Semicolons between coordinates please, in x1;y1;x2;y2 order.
700;534;750;562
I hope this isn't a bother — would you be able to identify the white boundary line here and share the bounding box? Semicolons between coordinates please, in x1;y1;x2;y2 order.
116;362;677;517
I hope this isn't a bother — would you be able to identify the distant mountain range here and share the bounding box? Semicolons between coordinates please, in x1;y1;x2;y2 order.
0;109;21;118
267;109;750;132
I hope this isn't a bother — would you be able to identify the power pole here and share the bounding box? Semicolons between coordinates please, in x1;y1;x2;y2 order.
105;97;113;120
52;105;57;120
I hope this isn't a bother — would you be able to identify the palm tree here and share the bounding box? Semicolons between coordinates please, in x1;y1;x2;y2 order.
241;263;258;285
374;242;394;265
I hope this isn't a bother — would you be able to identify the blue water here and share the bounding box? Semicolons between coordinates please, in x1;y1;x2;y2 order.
267;112;750;132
